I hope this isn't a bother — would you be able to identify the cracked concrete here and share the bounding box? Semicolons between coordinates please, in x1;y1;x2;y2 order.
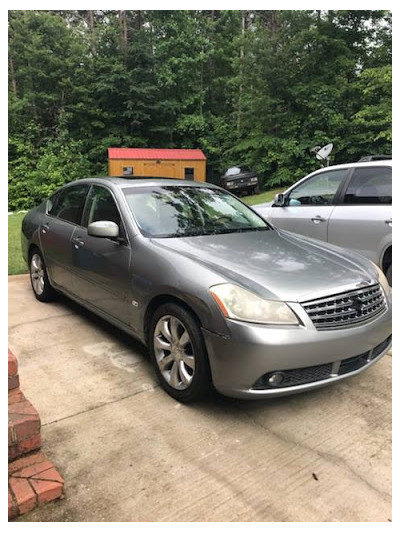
9;275;392;522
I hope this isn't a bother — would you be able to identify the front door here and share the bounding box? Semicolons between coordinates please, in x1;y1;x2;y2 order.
270;168;349;241
70;185;132;326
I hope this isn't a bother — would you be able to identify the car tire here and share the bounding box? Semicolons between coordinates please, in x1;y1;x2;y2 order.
29;248;58;302
385;264;392;286
149;303;213;402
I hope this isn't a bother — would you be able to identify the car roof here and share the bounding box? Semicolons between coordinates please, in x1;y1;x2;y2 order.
66;177;219;190
315;160;392;171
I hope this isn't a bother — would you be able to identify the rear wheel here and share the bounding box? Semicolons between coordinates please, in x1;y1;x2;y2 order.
149;303;212;402
29;249;57;302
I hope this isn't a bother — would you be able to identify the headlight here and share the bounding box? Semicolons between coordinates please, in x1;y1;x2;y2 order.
210;283;299;325
226;181;235;188
250;177;258;183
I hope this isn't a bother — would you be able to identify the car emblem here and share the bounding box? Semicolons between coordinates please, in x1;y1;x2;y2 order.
351;297;363;313
356;280;372;288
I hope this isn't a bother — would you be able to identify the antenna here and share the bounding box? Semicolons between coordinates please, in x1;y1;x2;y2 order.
315;143;333;166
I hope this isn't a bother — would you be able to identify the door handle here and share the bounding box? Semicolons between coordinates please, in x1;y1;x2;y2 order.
41;223;49;234
72;237;85;249
385;219;392;227
311;216;327;224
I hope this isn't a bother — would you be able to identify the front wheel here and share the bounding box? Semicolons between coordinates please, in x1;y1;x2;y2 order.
386;264;392;286
29;249;57;302
149;303;213;402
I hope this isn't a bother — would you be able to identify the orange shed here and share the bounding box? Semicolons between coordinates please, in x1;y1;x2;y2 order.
108;148;206;181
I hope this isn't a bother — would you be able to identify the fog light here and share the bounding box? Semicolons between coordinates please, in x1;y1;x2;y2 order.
267;372;285;386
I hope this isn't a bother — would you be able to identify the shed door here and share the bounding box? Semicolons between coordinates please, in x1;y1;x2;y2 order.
184;168;195;180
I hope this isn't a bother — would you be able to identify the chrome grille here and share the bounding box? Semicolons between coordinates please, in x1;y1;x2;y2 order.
302;284;386;330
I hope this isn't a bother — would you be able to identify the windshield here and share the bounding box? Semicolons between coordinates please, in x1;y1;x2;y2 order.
123;185;270;238
225;166;251;176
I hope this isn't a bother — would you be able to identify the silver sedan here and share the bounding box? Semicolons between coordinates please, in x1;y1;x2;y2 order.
21;178;392;402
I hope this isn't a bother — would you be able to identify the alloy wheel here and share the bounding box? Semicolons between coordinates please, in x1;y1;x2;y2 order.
30;253;45;296
153;315;195;390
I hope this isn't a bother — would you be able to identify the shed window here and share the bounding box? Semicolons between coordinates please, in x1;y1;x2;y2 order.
123;166;133;176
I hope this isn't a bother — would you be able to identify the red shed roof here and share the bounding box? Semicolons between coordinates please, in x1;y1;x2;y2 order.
108;148;206;161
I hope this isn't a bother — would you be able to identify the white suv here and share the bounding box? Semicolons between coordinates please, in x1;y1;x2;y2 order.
253;160;392;284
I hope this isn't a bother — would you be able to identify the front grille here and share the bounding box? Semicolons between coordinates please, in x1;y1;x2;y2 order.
252;335;391;390
302;284;386;330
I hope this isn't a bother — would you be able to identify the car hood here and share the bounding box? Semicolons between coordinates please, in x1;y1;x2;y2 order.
152;229;378;302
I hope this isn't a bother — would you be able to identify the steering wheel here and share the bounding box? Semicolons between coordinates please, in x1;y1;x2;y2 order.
311;195;329;205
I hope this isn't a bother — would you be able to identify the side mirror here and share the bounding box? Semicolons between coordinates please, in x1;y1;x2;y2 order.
274;193;285;207
88;220;119;238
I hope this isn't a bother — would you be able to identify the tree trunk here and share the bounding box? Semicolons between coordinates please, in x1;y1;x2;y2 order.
237;11;246;134
120;10;128;60
9;56;17;95
87;10;96;56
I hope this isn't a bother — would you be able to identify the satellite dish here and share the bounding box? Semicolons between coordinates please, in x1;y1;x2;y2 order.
316;143;333;161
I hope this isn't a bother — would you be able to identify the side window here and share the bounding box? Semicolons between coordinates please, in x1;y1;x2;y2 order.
82;186;125;237
288;169;348;206
343;167;392;205
48;185;89;225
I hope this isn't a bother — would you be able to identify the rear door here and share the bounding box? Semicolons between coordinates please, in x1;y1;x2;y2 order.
40;184;89;291
328;165;392;265
269;168;349;241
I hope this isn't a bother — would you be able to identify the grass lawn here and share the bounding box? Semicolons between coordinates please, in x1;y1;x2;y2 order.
7;187;285;275
8;212;28;275
242;187;285;205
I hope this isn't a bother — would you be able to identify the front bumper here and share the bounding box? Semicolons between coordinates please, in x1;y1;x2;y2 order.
225;179;257;191
202;301;392;399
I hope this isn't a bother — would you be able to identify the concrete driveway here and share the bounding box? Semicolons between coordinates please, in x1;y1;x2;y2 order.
9;275;392;522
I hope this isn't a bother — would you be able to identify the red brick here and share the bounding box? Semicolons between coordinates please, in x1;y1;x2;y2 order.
9;413;40;441
8;424;14;446
9;477;36;515
30;479;63;505
8;399;38;416
14;461;54;479
8;375;20;391
9;451;47;475
31;467;64;484
8;349;18;376
9;434;42;462
8;388;24;403
8;489;18;520
18;433;42;454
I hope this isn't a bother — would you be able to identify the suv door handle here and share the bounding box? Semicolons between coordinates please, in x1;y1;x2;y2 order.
385;219;392;227
72;237;84;249
311;216;327;224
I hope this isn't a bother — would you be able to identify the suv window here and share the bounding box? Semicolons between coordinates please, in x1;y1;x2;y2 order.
288;169;348;206
48;185;89;224
343;167;392;205
82;185;125;237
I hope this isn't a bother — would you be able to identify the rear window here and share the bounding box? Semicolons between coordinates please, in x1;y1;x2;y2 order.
48;185;89;224
343;167;392;205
